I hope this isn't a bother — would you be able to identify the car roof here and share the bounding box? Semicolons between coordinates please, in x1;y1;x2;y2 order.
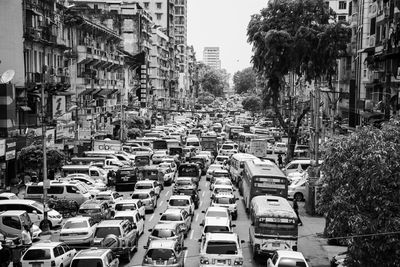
169;195;191;200
114;210;138;217
0;210;26;216
133;189;153;194
30;241;64;248
75;248;111;258
64;216;91;223
153;222;181;230
81;199;107;207
213;184;233;189
148;239;177;249
136;180;155;184
97;219;125;227
275;250;306;259
0;192;17;197
116;199;139;204
163;208;183;214
213;169;229;174
205;232;238;241
214;192;235;198
207;206;229;212
204;216;230;225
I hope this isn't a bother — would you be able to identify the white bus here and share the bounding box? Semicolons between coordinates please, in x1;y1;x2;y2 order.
229;153;258;188
249;195;298;257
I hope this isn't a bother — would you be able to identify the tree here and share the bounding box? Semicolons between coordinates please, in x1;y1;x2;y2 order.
242;95;262;116
247;0;351;161
317;120;400;267
233;67;257;94
198;63;230;97
18;145;66;178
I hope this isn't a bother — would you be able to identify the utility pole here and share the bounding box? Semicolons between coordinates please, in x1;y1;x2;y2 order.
41;83;49;232
314;86;320;166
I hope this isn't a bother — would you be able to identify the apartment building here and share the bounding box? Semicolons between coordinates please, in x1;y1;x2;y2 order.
203;47;221;70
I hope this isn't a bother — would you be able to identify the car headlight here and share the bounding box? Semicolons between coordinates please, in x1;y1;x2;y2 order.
200;257;209;264
234;258;243;265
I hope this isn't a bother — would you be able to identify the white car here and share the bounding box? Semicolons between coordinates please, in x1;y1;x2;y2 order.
152;150;168;164
21;241;77;267
211;184;235;199
159;161;177;173
115;199;146;219
274;142;287;154
199;232;244;266
70;248;119;267
206;164;224;181
214;155;229;165
59;217;97;245
131;190;157;212
210;176;232;190
218;143;239;156
135;180;161;197
159;208;192;237
131;146;154;157
0;192;18;200
267;250;310;267
211;192;238;220
288;178;307;201
94;191;123;210
114;210;144;236
202;206;231;224
65;174;107;191
167;195;195;216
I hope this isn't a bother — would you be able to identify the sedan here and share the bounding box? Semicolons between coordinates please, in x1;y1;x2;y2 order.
267;250;309;267
94;191;123;210
159;208;192;237
59;217;97;246
132;190;157;213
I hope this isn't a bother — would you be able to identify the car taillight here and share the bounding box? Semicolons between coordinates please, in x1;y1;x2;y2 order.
200;257;209;264
234;258;244;265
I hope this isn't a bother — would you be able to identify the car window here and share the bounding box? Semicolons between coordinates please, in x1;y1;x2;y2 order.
3;216;21;229
53;246;64;257
66;186;80;194
61;244;71;252
205;241;238;254
23;249;51;260
287;164;298;170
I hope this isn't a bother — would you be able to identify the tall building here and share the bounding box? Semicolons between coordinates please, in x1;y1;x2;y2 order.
175;0;188;108
203;47;221;70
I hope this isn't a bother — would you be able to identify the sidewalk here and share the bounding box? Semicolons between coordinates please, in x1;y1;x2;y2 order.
298;203;347;267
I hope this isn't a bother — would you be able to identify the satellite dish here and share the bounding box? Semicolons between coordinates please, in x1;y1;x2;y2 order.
0;69;15;84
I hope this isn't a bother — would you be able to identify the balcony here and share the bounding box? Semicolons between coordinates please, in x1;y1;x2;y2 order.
24;27;43;40
26;72;43;85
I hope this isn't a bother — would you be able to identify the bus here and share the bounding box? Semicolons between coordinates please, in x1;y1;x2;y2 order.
229;153;258;188
242;158;289;211
249;195;298;256
237;133;258;152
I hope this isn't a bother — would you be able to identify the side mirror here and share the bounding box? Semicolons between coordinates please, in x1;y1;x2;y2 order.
132;224;137;229
33;210;37;214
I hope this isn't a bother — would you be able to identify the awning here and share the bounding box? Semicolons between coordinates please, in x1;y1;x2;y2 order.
79;89;96;96
19;106;31;111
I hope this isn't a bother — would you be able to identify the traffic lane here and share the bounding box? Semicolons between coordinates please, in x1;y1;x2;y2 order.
127;184;173;266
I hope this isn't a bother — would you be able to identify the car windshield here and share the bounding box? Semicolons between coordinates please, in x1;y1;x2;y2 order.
215;197;235;204
169;199;189;206
95;227;121;238
132;193;149;199
152;229;175;238
214;188;232;194
213;173;229;178
204;225;230;233
63;220;88;229
114;216;133;223
221;145;234;150
160;213;182;221
136;184;152;189
71;259;103;267
78;208;101;214
206;211;228;218
146;249;175;260
278;258;308;267
23;249;51;260
176;180;192;186
205;241;238;255
115;204;136;211
95;195;111;201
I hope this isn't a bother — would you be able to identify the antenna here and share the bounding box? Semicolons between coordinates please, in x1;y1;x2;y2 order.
0;69;15;84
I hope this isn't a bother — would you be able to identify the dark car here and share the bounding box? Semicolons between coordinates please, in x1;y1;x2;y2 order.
78;199;113;223
173;187;200;209
177;163;201;185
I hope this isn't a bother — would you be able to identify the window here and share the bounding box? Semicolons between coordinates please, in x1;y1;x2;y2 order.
156;2;162;9
339;1;347;9
66;186;79;194
48;186;64;194
370;17;376;35
156;13;162;20
338;15;346;21
144;2;149;8
3;216;21;229
53;246;64;257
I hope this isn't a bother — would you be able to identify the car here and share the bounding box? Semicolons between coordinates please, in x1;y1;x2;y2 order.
214;155;229;165
135;180;161;198
59;217;97;246
206;164;224;181
94;191;123;210
199;232;244;267
152;150;168;164
211;192;238;220
267;250;310;267
0;192;18;200
274;142;288;154
167;195;195;216
200;216;234;237
202;206;231;223
70;248;119;267
114;210;144;236
211;184;235;200
21;241;77;267
173;187;200;209
147;222;185;248
130;146;154;158
142;239;186;267
78;199;113;223
131;190;157;213
173;176;197;191
65;174;107;191
115;199;146;219
210;177;233;191
218;143;239;156
288;177;307;201
159;208;192;237
210;169;230;185
159;161;177;173
158;163;176;186
93;219;138;262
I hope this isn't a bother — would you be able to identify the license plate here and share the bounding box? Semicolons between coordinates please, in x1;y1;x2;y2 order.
31;263;42;267
272;242;280;247
216;259;226;264
156;260;165;264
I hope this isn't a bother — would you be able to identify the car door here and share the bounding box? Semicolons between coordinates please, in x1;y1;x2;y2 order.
134;212;144;236
181;210;191;229
106;251;119;267
60;243;75;266
136;201;145;218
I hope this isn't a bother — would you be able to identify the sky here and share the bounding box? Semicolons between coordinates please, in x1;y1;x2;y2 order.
187;0;268;78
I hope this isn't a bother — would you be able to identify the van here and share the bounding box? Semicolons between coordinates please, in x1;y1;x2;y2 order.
284;159;320;175
61;165;108;183
0;210;42;240
0;199;63;229
185;137;201;152
25;180;91;205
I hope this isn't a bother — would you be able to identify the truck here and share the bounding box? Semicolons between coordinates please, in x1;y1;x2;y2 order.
201;136;218;155
246;138;269;158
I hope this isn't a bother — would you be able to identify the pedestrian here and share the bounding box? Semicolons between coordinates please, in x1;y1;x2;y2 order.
277;154;283;168
21;225;32;247
0;242;12;267
293;199;302;226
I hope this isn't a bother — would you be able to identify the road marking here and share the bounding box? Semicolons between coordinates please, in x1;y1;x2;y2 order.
159;200;164;206
149;214;155;222
189;229;194;239
184;250;188;263
202;191;205;197
195;214;199;222
166;190;170;197
199;201;202;207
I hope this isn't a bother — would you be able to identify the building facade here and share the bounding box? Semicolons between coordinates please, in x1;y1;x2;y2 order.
203;46;221;70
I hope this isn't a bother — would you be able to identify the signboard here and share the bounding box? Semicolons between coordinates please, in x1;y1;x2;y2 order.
78;129;91;140
0;139;5;156
5;150;15;160
93;140;121;151
52;95;66;118
56;124;74;139
45;129;55;147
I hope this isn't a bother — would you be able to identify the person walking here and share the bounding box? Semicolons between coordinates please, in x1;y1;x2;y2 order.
21;225;32;247
293;199;302;226
0;241;12;267
277;154;283;168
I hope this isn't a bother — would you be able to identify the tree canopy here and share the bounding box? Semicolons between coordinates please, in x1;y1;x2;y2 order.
198;63;230;97
233;67;257;94
247;0;351;160
317;120;400;266
242;95;262;115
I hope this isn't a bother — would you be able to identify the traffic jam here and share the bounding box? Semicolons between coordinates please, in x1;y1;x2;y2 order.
0;116;311;267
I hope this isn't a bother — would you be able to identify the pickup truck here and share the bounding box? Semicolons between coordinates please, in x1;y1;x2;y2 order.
93;219;138;262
